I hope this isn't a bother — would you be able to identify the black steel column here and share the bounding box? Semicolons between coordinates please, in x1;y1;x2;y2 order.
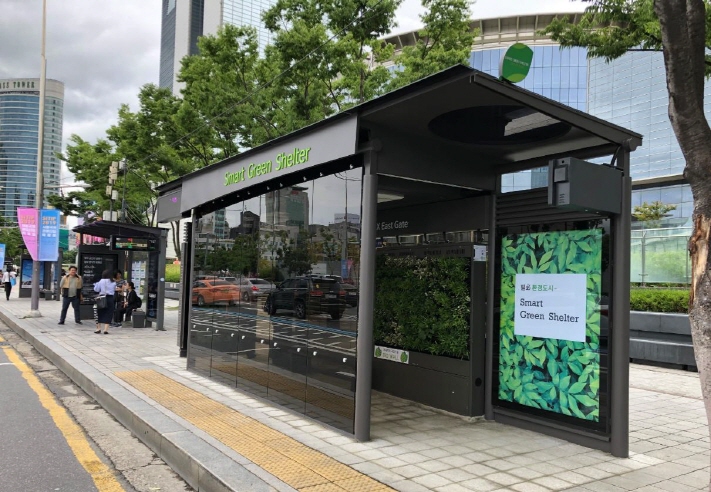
611;148;631;458
355;150;378;441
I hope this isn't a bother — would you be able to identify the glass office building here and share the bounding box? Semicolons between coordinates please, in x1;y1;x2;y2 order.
0;78;63;222
159;0;275;94
222;0;274;53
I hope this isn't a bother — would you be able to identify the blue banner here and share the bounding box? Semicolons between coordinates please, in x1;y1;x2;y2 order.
38;209;61;261
0;244;6;269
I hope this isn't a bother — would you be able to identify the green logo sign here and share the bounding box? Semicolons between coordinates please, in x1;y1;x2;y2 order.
499;43;533;83
224;147;311;186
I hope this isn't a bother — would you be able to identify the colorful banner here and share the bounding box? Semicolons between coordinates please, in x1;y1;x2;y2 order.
17;207;39;261
38;209;61;261
0;244;6;269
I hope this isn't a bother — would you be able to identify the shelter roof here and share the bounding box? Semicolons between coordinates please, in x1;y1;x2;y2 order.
72;220;167;239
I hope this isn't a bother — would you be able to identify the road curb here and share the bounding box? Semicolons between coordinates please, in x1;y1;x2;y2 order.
0;310;280;492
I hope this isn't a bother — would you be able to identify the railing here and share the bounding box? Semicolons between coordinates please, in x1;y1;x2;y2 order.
631;227;692;285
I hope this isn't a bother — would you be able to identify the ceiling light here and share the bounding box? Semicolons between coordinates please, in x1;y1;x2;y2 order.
377;192;405;203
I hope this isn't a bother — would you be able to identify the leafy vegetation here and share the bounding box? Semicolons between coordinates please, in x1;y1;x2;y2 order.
630;288;688;313
632;201;677;228
373;255;471;359
499;230;602;422
165;264;181;283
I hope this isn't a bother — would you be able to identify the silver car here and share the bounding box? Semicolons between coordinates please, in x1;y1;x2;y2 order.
238;278;277;302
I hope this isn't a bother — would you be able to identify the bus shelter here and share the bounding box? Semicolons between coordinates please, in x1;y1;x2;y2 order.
157;66;641;457
73;220;168;330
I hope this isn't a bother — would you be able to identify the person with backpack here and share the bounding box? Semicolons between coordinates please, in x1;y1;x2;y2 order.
122;281;142;324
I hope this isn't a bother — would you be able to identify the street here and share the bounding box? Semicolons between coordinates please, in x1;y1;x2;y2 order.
0;324;191;492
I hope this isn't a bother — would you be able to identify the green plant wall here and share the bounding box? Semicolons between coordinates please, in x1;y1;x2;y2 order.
498;229;602;422
374;255;471;359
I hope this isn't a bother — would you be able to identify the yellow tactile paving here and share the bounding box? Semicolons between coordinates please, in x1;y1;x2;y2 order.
115;369;393;492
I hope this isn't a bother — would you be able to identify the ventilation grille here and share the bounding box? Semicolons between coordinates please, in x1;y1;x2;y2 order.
496;188;600;227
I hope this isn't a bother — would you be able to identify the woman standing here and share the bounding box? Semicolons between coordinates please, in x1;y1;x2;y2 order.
2;268;16;300
93;269;116;334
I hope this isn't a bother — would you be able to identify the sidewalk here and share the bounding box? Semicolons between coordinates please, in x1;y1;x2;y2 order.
1;294;708;492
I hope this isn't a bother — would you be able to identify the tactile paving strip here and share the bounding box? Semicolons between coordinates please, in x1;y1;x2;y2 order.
115;369;392;492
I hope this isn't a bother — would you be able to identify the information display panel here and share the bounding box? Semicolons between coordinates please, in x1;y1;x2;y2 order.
111;236;157;252
495;225;607;430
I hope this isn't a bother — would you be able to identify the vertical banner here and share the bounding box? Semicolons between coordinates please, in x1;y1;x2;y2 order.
17;207;39;261
0;244;6;269
38;209;61;261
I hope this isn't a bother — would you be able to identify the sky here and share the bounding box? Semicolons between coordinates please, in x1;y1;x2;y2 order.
0;0;584;186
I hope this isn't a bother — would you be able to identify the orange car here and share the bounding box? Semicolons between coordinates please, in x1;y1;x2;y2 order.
192;279;241;306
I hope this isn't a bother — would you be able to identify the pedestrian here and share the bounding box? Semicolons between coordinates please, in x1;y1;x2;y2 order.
122;281;141;325
58;266;83;325
112;271;126;327
2;268;16;300
93;269;116;334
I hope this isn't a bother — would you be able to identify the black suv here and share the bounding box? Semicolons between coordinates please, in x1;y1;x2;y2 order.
264;277;346;320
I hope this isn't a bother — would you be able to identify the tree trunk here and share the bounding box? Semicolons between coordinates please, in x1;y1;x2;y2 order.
170;221;182;259
655;0;711;484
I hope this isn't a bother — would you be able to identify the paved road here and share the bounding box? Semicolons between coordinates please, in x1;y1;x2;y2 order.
0;343;99;492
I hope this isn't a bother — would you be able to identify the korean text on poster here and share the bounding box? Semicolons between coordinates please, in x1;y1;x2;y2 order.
38;209;61;261
514;273;587;342
17;207;39;260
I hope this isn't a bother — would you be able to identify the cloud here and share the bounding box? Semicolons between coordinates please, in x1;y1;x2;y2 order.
0;0;161;152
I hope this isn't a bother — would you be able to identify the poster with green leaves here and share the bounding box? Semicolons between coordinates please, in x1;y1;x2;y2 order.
498;229;602;422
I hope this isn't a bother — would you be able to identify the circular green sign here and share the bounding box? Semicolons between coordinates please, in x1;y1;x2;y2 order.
499;43;534;83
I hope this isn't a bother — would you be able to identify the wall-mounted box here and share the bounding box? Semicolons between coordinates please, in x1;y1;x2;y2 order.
548;157;622;214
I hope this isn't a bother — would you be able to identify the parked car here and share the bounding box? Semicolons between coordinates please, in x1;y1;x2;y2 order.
341;283;359;307
191;279;240;306
238;278;277;302
264;277;346;319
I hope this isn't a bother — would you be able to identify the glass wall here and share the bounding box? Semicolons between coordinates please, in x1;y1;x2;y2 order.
188;169;362;432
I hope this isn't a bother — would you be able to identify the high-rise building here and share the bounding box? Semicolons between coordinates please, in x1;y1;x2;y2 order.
159;0;275;94
0;78;63;222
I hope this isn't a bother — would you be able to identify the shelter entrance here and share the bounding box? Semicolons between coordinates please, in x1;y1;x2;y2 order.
372;176;490;417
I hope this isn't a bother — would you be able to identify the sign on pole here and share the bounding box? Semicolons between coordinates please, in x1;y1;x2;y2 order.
0;244;6;269
17;207;39;260
38;209;60;261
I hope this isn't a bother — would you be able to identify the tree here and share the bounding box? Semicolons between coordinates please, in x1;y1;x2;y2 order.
632;201;677;228
62;249;77;264
544;0;711;474
389;0;475;90
263;0;400;119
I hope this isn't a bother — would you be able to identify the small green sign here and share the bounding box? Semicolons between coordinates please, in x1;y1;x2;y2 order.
499;43;533;83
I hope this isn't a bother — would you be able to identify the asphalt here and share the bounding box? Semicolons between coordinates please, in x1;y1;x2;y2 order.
0;347;99;492
0;293;709;492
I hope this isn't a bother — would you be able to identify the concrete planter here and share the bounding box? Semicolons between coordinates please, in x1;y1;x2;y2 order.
630;311;696;368
372;351;473;416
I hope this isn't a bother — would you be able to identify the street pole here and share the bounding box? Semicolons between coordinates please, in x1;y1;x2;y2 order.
28;0;47;317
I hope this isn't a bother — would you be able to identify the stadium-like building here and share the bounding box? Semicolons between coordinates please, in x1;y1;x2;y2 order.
384;13;697;283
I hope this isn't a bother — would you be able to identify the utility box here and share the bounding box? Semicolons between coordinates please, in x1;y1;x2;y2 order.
548;157;622;214
132;310;146;328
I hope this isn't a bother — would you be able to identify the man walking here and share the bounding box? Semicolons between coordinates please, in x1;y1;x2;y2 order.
58;266;83;325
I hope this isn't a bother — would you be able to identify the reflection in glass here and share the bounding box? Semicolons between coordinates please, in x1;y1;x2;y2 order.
187;169;362;433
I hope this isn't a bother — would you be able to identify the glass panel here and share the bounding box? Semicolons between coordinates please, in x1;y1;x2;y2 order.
303;171;361;432
188;215;218;378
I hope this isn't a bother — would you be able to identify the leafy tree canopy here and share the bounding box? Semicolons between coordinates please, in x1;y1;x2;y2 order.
542;0;711;76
